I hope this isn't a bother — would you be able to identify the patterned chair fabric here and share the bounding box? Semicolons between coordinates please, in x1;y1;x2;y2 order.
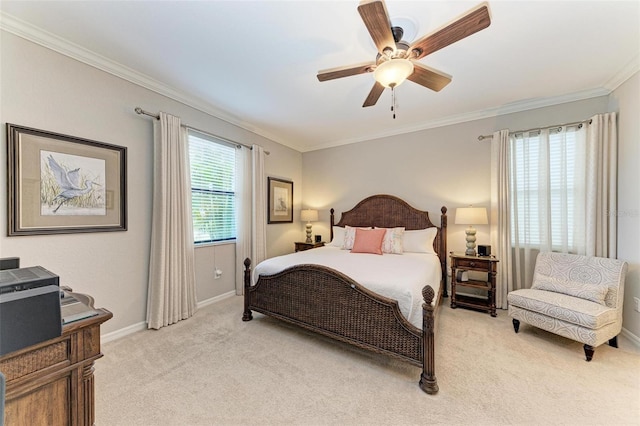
508;252;627;360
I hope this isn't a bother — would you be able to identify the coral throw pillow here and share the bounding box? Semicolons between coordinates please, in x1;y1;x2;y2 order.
351;228;386;255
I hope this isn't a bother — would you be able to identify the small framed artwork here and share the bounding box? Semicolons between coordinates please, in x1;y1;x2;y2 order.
267;177;293;224
6;123;127;236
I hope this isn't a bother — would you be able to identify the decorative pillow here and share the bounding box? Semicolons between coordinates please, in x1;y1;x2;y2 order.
532;277;609;305
327;226;345;247
351;228;386;255
375;227;405;254
341;225;370;250
403;228;437;254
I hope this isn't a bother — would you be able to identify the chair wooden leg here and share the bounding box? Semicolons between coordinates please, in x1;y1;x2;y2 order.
583;344;594;361
608;336;618;348
512;318;520;333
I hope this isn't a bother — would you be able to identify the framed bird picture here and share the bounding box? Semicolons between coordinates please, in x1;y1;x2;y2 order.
267;177;293;224
6;124;127;235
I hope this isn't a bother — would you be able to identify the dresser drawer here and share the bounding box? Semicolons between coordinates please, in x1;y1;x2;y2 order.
0;338;70;382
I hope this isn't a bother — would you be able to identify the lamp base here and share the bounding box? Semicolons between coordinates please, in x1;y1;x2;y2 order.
305;223;313;244
465;226;477;256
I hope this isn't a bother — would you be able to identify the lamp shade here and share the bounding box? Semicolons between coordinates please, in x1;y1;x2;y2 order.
301;209;318;222
374;58;414;88
455;207;488;225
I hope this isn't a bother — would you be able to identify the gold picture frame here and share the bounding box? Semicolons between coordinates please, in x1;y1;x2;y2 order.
267;177;293;223
7;124;127;235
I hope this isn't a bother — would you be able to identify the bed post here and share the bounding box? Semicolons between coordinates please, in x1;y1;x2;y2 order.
419;286;438;394
330;208;335;242
440;206;448;298
242;258;253;321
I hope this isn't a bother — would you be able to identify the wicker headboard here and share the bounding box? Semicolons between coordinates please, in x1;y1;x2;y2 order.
329;194;448;277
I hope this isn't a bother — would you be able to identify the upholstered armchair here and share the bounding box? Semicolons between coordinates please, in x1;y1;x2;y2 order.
508;252;628;361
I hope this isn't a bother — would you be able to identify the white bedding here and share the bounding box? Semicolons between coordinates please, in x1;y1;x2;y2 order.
253;246;442;328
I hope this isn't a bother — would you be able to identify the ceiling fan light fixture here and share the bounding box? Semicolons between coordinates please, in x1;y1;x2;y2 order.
374;58;414;88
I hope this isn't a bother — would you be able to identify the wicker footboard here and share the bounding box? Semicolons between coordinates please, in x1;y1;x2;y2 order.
242;258;439;394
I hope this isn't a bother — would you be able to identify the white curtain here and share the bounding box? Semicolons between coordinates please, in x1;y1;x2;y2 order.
584;113;617;257
147;112;197;329
235;145;267;294
490;129;512;309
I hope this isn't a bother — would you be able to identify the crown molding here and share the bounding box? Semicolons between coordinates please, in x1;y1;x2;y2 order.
603;54;640;91
303;86;610;152
0;12;296;150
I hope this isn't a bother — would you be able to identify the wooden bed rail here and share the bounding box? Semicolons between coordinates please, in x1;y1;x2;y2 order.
242;257;440;394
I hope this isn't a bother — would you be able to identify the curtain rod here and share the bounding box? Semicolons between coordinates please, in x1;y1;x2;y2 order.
477;118;593;141
134;107;270;155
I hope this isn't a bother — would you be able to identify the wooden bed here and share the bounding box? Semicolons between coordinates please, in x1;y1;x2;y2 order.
242;194;448;394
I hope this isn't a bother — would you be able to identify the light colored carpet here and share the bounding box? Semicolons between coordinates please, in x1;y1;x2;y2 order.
95;296;640;425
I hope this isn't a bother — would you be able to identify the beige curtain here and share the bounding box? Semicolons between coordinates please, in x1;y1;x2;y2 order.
251;146;267;265
585;112;617;257
235;145;267;295
490;129;513;309
147;112;197;329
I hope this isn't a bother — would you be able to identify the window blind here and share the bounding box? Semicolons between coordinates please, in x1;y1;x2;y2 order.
510;128;578;250
188;131;236;244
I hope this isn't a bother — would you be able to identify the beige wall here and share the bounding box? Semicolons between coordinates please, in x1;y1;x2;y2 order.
610;71;640;339
302;97;609;254
0;32;302;335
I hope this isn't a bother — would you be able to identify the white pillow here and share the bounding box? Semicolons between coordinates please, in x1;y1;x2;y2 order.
403;228;437;254
328;226;345;247
341;225;370;250
375;227;405;254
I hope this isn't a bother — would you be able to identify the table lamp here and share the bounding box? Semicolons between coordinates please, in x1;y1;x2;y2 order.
455;206;488;256
301;209;318;243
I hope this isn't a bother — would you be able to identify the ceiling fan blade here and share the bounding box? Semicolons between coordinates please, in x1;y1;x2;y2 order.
407;63;452;92
317;62;375;82
409;4;491;60
357;0;396;54
363;82;385;107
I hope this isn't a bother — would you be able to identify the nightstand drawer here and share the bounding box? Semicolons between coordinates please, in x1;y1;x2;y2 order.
454;258;491;270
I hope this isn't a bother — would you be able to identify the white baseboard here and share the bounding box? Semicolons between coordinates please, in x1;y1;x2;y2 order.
101;321;147;344
621;327;640;348
196;290;236;309
101;290;238;344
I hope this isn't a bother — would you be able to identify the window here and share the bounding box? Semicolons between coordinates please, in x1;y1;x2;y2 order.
510;127;582;251
188;130;236;244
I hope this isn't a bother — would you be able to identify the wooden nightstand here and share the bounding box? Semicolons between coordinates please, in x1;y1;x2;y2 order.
450;252;499;317
295;241;325;252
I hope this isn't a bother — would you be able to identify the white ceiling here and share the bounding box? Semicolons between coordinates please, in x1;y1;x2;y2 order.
1;1;638;152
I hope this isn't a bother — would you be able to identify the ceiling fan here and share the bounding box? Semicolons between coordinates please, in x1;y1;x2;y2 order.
317;0;491;109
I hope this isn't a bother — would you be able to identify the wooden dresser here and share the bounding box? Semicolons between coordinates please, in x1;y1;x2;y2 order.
0;294;112;426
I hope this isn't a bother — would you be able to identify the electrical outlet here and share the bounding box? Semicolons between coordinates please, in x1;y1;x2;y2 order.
214;269;222;279
634;297;640;313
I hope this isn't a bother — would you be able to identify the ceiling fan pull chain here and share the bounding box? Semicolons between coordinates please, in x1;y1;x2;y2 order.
391;86;396;119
